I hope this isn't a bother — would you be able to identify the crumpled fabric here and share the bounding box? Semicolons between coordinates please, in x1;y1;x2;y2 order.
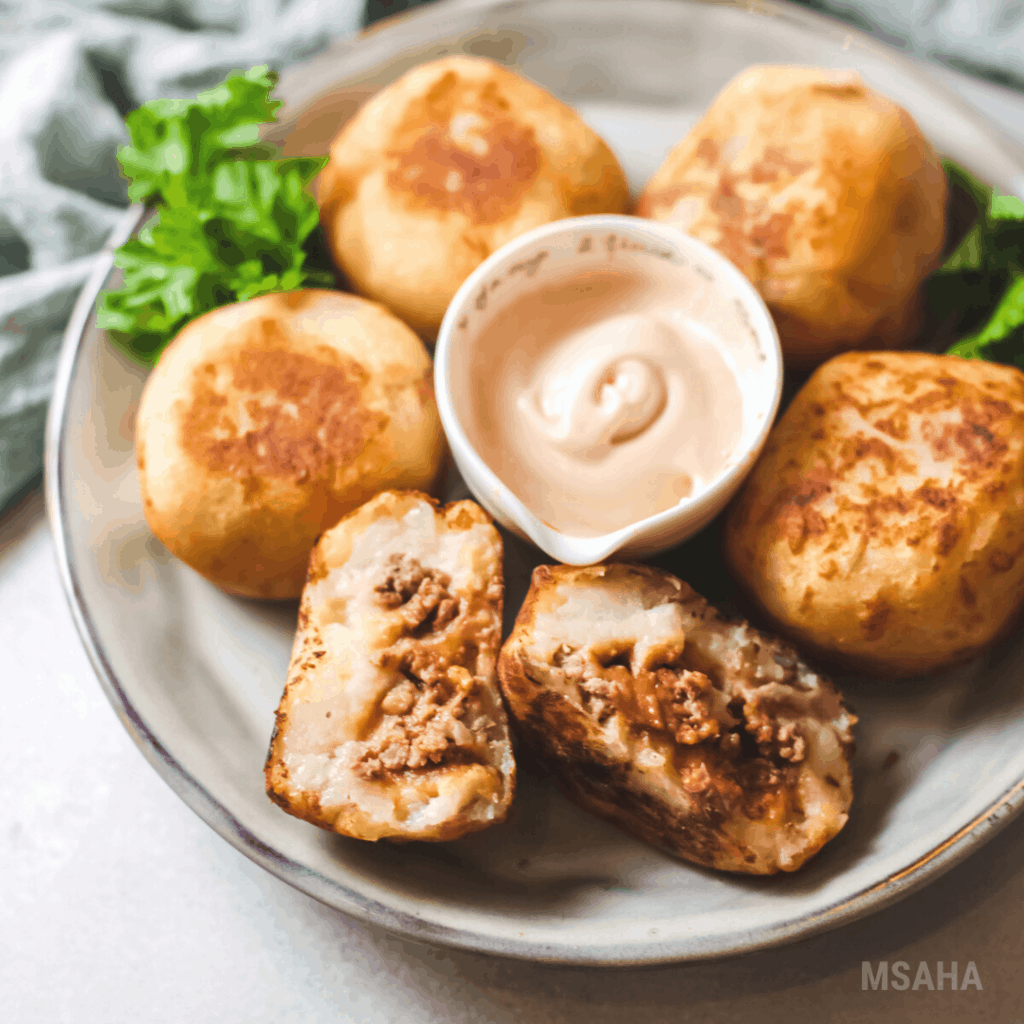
1;0;1023;510
816;0;1024;85
0;0;363;509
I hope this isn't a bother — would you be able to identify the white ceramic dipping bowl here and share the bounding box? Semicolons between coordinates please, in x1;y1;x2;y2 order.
434;214;783;565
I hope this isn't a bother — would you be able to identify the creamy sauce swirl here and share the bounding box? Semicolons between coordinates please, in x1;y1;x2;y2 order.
466;264;745;537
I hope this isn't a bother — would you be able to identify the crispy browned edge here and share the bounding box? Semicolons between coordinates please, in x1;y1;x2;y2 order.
496;563;855;874
263;489;514;841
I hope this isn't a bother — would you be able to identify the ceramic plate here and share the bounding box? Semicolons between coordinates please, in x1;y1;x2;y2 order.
47;0;1024;965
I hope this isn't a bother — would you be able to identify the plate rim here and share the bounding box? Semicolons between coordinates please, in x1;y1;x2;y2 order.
43;0;1024;966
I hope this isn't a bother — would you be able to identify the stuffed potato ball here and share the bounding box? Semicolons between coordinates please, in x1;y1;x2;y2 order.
317;55;631;339
136;290;447;599
497;563;855;874
639;66;947;369
724;351;1024;676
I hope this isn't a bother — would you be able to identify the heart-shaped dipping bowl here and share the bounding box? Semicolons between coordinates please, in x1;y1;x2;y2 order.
434;214;783;564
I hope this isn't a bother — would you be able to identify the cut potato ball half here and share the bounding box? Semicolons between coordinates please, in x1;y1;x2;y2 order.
266;491;514;842
498;564;855;874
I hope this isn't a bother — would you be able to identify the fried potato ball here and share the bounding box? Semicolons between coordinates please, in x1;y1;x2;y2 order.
638;66;947;369
266;491;514;842
497;563;855;874
136;290;447;599
317;55;631;339
724;351;1024;676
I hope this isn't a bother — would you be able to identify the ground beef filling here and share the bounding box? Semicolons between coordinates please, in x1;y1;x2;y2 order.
578;666;722;744
356;555;488;780
743;691;807;763
374;553;461;632
355;669;480;779
570;645;804;817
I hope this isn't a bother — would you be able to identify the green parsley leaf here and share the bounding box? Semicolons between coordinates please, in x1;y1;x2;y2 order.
97;66;335;366
943;158;992;213
991;193;1024;222
939;158;1024;364
936;221;986;274
948;277;1024;360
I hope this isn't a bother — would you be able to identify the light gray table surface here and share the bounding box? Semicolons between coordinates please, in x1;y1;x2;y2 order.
3;64;1024;1024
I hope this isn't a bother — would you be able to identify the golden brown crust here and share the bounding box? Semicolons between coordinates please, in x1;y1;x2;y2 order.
135;290;448;599
265;490;514;842
498;563;855;874
183;337;374;484
724;351;1024;676
318;55;631;338
385;85;542;224
638;66;947;369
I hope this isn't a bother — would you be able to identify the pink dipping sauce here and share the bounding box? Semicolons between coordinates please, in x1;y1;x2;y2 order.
464;260;745;537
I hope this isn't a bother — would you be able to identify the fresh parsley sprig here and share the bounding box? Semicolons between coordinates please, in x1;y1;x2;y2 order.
937;159;1024;367
97;66;335;366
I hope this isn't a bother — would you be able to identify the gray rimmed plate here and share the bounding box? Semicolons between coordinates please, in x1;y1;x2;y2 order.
46;0;1024;965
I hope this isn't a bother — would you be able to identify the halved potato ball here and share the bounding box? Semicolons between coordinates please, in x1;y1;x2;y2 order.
135;289;447;599
724;351;1024;676
266;490;514;842
497;563;855;874
639;66;947;369
317;55;631;339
